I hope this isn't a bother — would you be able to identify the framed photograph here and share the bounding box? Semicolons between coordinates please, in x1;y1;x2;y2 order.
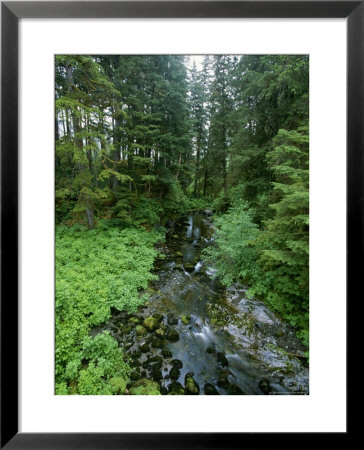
1;1;355;447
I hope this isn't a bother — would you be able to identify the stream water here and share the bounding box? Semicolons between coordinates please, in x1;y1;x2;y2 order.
101;212;309;395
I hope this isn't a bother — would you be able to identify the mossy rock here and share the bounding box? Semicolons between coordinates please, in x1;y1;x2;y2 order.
171;359;183;369
155;328;165;339
140;343;150;353
151;337;163;348
217;372;230;390
206;346;216;355
145;356;163;369
228;384;245;395
204;383;219;395
168;381;185;395
150;367;163;382
184;373;199;395
167;314;178;325
131;350;142;360
135;325;147;337
129;378;161;395
120;324;133;335
165;328;179;342
180;315;191;325
143;316;159;332
184;263;195;273
216;352;229;367
129;316;140;325
258;379;270;395
169;366;181;380
152;313;164;323
162;348;173;358
109;376;128;395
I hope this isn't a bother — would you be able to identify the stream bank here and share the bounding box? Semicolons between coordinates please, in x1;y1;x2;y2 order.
96;211;309;395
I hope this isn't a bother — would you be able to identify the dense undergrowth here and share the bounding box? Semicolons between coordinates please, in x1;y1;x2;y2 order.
55;224;163;394
204;128;309;347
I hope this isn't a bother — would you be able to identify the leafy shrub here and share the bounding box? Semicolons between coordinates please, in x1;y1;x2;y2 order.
203;203;259;286
131;196;163;227
184;196;211;212
55;225;163;394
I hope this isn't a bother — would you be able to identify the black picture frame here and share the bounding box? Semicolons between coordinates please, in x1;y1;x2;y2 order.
1;1;356;448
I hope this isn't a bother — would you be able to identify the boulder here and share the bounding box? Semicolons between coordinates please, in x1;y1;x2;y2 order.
135;325;147;337
171;359;183;369
258;379;270;395
206;346;216;355
180;315;191;325
165;328;179;342
151;338;163;348
140;343;150;353
217;373;230;390
129;379;161;395
155;328;165;339
161;348;173;358
150;367;163;382
109;376;128;395
152;313;164;323
129;316;140;325
216;352;229;367
228;384;245;395
184;263;195;273
146;356;163;369
169;366;181;380
184;373;200;395
143;316;160;332
167;314;178;325
168;381;185;395
204;383;219;395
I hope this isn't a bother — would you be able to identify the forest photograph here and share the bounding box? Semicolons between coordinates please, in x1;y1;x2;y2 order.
55;54;309;396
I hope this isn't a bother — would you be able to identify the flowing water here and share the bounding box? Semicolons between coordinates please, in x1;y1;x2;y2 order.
103;212;309;395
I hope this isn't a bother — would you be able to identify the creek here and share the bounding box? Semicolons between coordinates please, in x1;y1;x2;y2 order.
100;211;309;395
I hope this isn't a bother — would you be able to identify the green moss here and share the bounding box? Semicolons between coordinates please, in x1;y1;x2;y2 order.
180;315;191;325
184;373;200;394
129;378;161;395
109;376;128;394
155;328;165;339
143;316;159;331
135;325;147;337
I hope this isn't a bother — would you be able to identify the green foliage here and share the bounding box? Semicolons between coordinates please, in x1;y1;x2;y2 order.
158;172;189;215
250;124;309;336
55;225;163;394
55;54;310;364
207;124;309;342
184;196;211;212
203;203;259;286
131;196;163;227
